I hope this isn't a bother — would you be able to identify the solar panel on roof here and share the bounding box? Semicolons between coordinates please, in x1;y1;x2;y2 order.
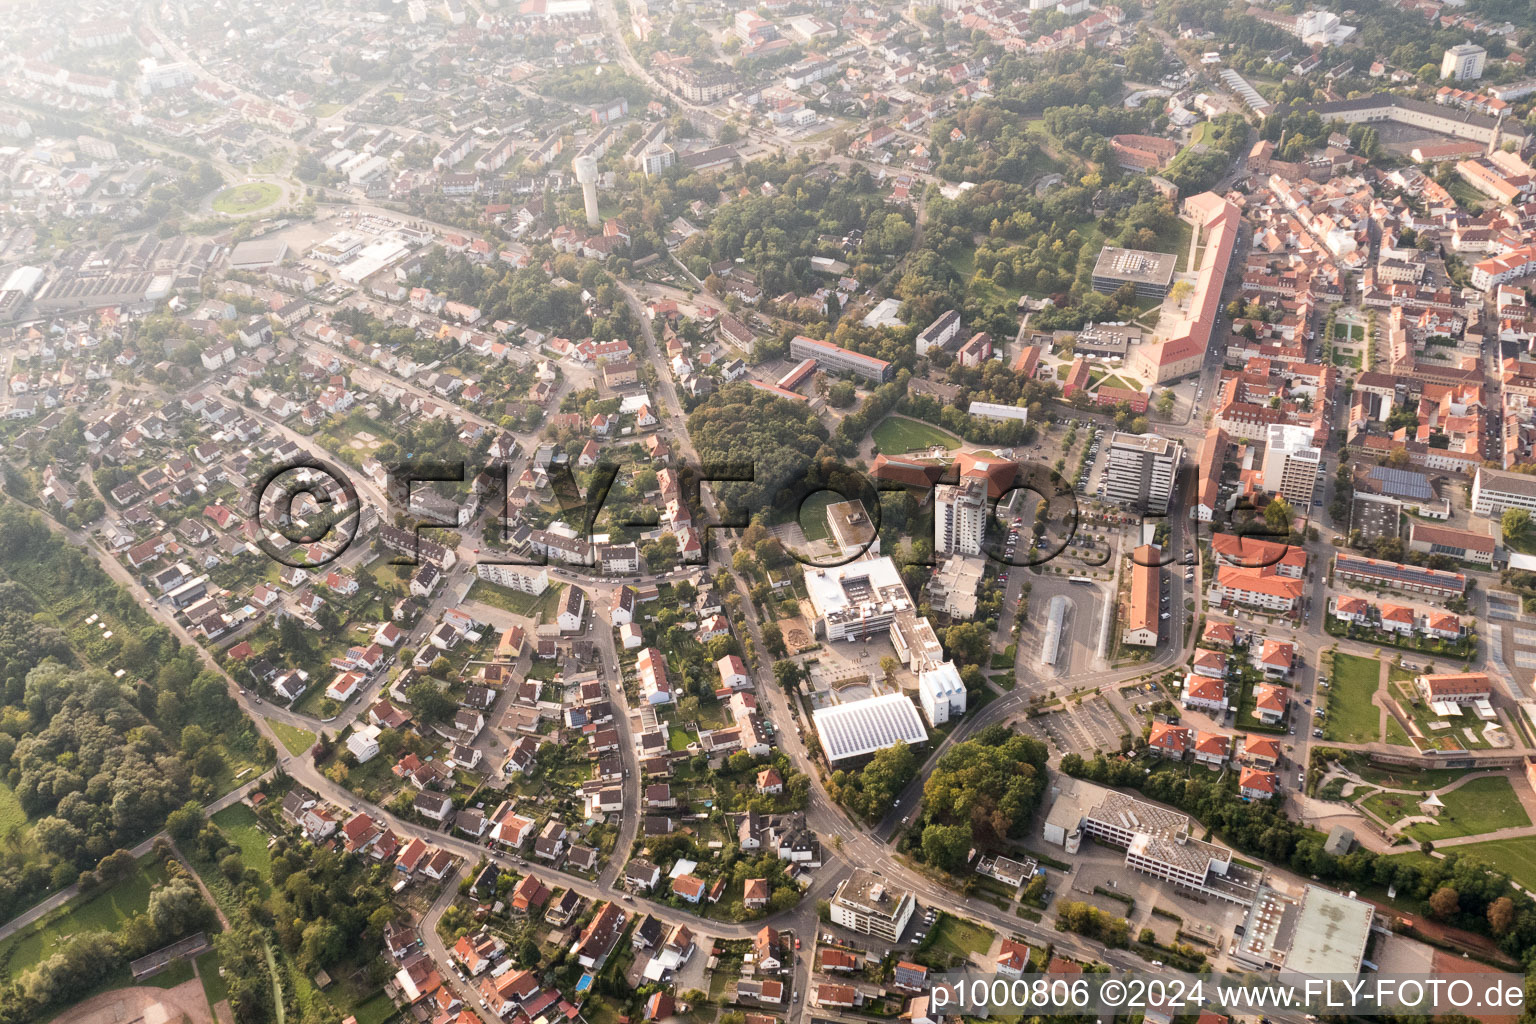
1367;465;1433;501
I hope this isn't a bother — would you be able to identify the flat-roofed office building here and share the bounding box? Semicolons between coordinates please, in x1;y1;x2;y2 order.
1091;247;1176;300
1105;432;1183;514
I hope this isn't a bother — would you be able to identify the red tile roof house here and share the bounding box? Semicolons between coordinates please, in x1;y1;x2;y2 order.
1239;767;1278;800
1202;619;1237;648
1424;611;1462;641
672;874;706;903
1147;721;1190;758
815;984;859;1009
820;949;858;973
1191;730;1230;768
1378;602;1418;636
1416;672;1491;704
1191;648;1228;679
994;940;1031;978
1242;735;1282;767
341;812;380;853
1331;594;1370;625
1257;639;1295;678
1252;684;1288;725
1181;674;1228;713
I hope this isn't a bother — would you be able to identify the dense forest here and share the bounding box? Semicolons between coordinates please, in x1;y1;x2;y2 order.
0;505;270;925
685;384;834;517
908;726;1051;872
679;164;908;297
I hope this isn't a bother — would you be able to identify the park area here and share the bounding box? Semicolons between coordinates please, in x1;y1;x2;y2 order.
1360;775;1530;843
211;182;281;215
1406;776;1530;842
1323;653;1382;744
0;853;167;981
1450;837;1536;892
871;416;959;454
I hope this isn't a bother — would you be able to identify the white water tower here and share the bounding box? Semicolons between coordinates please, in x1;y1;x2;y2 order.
574;154;600;229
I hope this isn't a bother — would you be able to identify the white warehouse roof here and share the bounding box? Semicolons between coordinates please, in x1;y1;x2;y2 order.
812;693;927;762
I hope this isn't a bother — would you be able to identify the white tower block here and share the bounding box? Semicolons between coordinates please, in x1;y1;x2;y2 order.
574;154;600;229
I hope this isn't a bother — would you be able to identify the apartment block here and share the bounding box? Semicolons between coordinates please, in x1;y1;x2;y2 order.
1104;432;1183;514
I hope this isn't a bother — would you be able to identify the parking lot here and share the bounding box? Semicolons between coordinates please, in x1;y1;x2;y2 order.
1017;694;1126;755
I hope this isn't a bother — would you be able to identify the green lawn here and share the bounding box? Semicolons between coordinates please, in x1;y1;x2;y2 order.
466;579;565;622
1323;653;1382;744
1096;374;1142;392
929;913;995;961
1448;837;1536;890
1154;217;1194;273
211;182;281;215
199;949;230;1013
0;854;168;980
871;416;960;454
1383;715;1413;747
1406;776;1531;842
1348;759;1468;791
0;780;27;834
211;804;274;876
271;721;317;757
351;989;398;1024
1361;789;1419;825
796;490;840;543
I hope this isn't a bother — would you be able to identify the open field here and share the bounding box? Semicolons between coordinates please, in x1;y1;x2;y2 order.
211;183;281;215
1324;653;1381;744
211;804;274;876
1406;776;1530;842
929;913;994;961
0;854;168;980
872;416;960;453
270;720;316;756
1362;789;1419;824
1451;837;1536;891
466;579;565;621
